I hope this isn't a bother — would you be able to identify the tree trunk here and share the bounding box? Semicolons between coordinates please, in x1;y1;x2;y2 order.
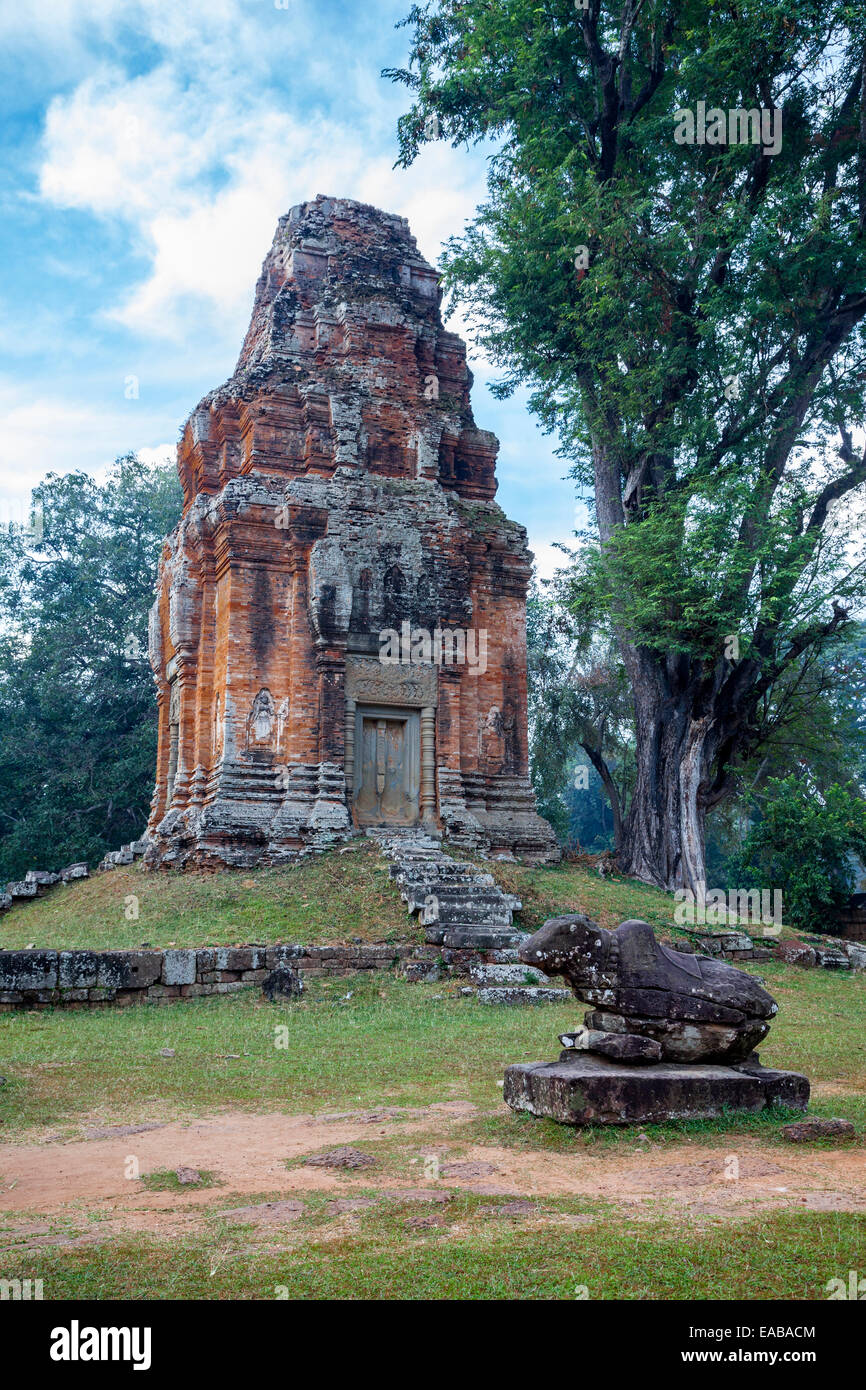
582;742;624;854
617;654;712;893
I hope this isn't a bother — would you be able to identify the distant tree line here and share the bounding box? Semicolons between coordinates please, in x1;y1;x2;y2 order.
0;458;181;882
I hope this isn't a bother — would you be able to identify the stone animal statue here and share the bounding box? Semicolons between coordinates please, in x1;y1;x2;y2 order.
520;914;777;1063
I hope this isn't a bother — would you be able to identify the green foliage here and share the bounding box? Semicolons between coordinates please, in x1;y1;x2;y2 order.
0;457;181;881
728;774;866;931
388;1;866;859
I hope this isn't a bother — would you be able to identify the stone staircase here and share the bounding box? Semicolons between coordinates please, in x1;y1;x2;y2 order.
368;827;521;950
367;827;570;1004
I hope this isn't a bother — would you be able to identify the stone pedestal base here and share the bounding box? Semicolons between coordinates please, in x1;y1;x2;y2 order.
503;1053;809;1126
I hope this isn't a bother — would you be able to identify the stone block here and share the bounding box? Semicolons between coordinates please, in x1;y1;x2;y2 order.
214;947;263;972
814;946;849;970
0;951;58;991
97;952;162;990
504;1054;810;1126
561;1027;663;1064
261;967;304;1001
775;940;816;967
6;881;38;900
477;986;571;1005
265;945;305;970
470;962;550;986
60;862;89;882
25;870;60;889
400;961;442;983
780;1117;855;1142
844;942;866;971
162;949;197;985
58;952;100;989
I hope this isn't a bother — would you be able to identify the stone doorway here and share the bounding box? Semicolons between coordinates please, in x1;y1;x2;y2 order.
352;705;420;827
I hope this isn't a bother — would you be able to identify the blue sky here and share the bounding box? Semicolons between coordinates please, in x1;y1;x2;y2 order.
0;0;582;575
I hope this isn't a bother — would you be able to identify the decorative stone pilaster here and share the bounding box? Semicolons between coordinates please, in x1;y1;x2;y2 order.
344;696;356;798
421;705;436;824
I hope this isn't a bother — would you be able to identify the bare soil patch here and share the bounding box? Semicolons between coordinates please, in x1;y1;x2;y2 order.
1;1101;863;1246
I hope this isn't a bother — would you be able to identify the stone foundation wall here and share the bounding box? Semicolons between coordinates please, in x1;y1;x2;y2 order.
3;926;862;1011
0;943;437;1010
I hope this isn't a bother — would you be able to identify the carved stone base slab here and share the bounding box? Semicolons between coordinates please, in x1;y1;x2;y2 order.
503;1053;810;1126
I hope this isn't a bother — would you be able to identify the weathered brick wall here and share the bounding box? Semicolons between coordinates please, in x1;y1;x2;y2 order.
0;943;435;1010
144;195;558;871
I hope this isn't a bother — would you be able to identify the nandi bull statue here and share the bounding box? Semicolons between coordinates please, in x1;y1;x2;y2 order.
520;913;777;1064
504;915;809;1125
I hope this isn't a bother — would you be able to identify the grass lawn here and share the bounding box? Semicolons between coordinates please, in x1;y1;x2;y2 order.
2;961;865;1137
7;1205;862;1301
0;840;417;950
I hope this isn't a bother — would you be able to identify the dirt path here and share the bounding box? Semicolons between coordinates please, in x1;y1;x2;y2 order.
1;1103;864;1247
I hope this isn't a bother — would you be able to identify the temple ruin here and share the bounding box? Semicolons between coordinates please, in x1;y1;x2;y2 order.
144;196;558;868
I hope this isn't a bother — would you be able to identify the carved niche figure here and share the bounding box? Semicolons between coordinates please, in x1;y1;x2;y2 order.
247;689;276;747
482;706;504;773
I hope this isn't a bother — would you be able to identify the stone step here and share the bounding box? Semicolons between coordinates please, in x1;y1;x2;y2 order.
469;963;551;986
441;927;522;950
369;827;521;953
396;866;497;888
476;986;572;1006
397;872;498;896
423;898;515;927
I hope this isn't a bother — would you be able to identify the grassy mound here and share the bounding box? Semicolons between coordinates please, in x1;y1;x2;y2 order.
0;841;415;950
0;840;806;951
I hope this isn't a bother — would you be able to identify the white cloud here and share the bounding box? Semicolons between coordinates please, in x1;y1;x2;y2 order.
0;390;178;507
36;21;491;340
136;443;176;466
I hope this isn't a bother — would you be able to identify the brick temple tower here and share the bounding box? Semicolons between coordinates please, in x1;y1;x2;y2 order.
144;196;558;868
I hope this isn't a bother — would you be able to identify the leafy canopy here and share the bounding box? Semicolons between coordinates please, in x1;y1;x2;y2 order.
0;458;181;880
387;1;866;670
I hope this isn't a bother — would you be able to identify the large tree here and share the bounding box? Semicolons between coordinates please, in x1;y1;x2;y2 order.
387;0;866;890
0;458;180;881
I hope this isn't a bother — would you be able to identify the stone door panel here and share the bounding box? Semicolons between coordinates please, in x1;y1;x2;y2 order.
353;706;420;826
